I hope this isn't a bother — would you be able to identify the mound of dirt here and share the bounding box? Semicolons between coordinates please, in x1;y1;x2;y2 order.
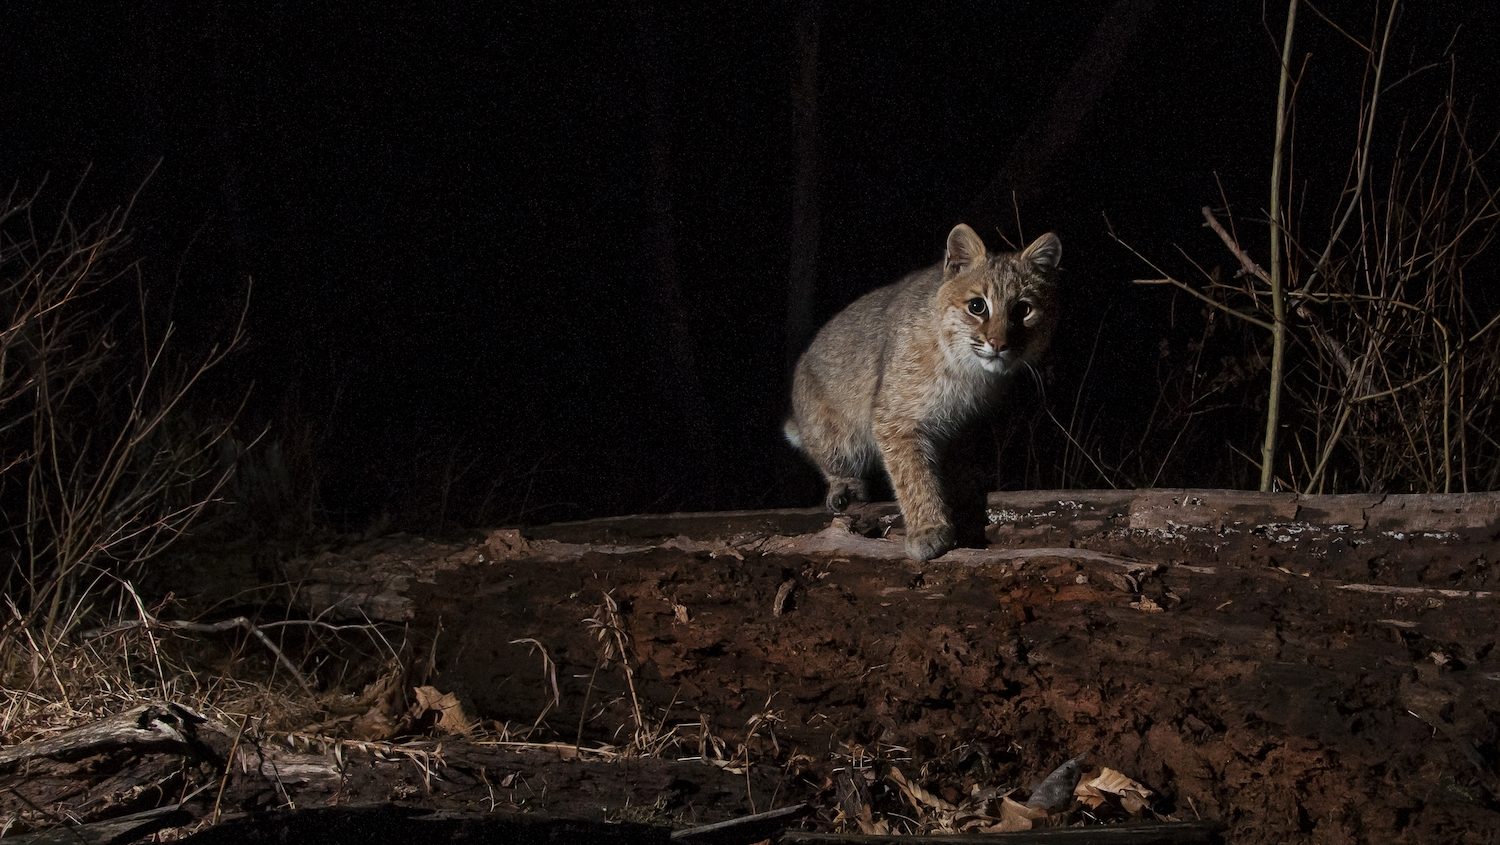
11;490;1499;843
408;490;1500;842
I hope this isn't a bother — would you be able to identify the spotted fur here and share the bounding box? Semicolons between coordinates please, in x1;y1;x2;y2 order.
785;224;1061;561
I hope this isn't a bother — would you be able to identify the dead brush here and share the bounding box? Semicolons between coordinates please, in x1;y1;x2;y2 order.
1284;88;1500;492
0;180;373;748
0;588;239;746
1116;1;1500;493
1;179;245;632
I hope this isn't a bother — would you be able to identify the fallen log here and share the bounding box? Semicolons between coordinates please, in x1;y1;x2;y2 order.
780;821;1224;844
174;805;670;844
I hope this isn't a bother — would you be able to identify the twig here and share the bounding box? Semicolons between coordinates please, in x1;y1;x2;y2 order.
1304;0;1400;292
1109;214;1272;330
475;739;622;759
86;615;317;696
212;714;249;825
672;804;812;843
1200;207;1270;284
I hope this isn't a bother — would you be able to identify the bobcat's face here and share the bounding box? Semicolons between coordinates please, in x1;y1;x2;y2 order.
937;227;1061;375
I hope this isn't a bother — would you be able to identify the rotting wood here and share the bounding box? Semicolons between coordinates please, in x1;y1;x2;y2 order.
0;704;223;841
524;490;1500;542
1334;583;1496;600
761;524;1153;570
0;701;349;841
175;805;672;844
0;702;214;772
0;799;198;845
779;820;1224;844
275;490;1500;626
672;803;812;844
530;507;845;544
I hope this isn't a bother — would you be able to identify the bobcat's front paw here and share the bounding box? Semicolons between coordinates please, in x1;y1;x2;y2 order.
824;478;869;513
904;523;955;561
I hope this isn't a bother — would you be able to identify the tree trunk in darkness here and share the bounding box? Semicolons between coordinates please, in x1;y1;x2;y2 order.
208;1;252;284
784;0;822;370
637;9;721;503
967;0;1156;224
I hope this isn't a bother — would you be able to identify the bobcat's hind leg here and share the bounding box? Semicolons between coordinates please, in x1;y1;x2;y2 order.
824;476;869;513
793;407;872;513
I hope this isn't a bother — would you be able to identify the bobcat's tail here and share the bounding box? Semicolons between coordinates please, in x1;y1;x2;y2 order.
782;418;802;450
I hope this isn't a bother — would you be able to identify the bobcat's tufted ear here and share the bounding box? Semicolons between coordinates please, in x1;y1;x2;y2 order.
944;224;988;278
1020;232;1061;272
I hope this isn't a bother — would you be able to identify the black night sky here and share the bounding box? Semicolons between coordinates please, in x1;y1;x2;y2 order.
5;2;1497;528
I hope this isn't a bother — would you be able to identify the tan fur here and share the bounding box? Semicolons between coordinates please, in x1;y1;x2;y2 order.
785;224;1062;560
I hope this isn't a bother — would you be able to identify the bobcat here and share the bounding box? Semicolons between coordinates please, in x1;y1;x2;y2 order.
785;224;1062;561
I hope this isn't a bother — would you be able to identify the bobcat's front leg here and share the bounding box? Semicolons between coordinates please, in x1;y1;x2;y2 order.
874;418;953;561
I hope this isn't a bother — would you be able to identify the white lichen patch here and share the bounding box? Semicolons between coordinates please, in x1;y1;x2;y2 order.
1380;529;1460;541
987;508;1060;524
1256;521;1322;544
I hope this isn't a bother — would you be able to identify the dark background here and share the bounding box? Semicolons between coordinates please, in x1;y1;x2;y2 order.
4;2;1496;528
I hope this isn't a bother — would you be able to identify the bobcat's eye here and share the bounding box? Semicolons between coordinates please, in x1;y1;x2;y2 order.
1013;301;1035;322
966;297;988;317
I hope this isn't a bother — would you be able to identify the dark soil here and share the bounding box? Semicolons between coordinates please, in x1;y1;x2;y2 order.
411;491;1500;843
9;490;1500;843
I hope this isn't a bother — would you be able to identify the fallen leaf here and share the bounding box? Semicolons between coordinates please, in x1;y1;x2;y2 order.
889;766;959;814
856;811;890;835
992;795;1049;831
410;685;475;736
1078;767;1154;815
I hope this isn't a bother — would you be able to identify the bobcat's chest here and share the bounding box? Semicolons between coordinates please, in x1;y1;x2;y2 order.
918;363;1000;432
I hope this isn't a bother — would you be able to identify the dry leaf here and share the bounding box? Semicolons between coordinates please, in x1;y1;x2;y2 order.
992;795;1049;831
1078;767;1154;815
1098;571;1139;593
1075;781;1109;810
857;811;890;835
410;685;475;736
350;710;398;741
673;602;690;624
889;766;958;814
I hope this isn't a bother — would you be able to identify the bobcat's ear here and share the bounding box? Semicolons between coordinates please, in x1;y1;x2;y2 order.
944;224;987;278
1020;232;1061;272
